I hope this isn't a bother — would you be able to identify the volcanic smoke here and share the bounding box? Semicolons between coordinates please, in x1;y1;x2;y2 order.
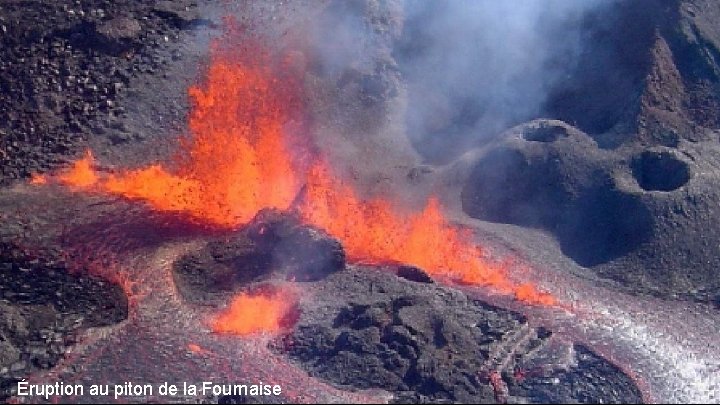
32;27;555;307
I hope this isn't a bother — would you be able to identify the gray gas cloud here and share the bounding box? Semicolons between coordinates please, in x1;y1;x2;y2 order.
200;0;613;165
394;0;608;162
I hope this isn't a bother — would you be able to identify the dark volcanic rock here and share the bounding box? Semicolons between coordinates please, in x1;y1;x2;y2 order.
153;1;203;29
245;210;346;282
509;345;644;404
94;17;143;54
173;210;345;303
0;242;128;401
283;269;643;404
173;235;272;303
631;150;691;191
0;0;202;186
462;120;655;268
0;304;25;367
545;0;720;146
395;265;434;284
523;121;571;143
461;118;720;301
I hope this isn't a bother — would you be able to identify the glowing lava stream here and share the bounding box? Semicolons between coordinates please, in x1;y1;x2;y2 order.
211;288;298;336
450;221;720;404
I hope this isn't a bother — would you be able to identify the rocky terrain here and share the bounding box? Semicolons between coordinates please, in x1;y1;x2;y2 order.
0;242;127;401
284;269;642;404
172;212;643;404
0;0;206;184
0;0;205;400
1;0;719;403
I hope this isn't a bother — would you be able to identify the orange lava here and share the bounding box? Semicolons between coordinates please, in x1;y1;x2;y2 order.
187;343;215;356
59;150;98;188
99;53;301;226
300;164;556;305
29;173;48;185
514;283;557;306
212;289;297;336
42;25;555;306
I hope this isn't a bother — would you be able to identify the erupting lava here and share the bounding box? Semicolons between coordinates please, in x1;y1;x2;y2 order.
101;53;302;226
29;173;48;185
301;164;555;305
35;25;554;306
58;150;98;188
212;289;297;336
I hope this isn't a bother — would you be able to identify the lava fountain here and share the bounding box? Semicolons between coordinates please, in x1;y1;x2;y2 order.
103;42;305;227
300;163;556;305
33;23;553;306
212;287;299;336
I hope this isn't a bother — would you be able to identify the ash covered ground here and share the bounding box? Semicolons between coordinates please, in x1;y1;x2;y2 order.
1;0;720;404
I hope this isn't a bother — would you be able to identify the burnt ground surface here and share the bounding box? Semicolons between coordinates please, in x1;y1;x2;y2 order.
0;242;127;402
282;268;642;404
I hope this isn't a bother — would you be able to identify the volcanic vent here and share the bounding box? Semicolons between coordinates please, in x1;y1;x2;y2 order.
11;0;720;403
1;8;600;400
41;21;555;307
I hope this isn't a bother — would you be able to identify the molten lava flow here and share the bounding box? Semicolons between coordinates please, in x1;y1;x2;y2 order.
29;173;48;185
98;57;301;226
300;164;556;306
212;289;297;336
514;283;556;306
58;150;98;188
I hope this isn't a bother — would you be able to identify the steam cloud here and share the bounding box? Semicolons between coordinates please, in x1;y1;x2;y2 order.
196;1;613;166
395;0;608;162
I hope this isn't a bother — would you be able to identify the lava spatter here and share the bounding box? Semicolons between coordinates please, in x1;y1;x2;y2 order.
37;23;555;306
212;287;299;336
58;150;98;188
29;173;48;185
98;51;304;227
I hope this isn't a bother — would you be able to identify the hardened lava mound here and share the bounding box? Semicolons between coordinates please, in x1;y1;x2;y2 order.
172;209;346;304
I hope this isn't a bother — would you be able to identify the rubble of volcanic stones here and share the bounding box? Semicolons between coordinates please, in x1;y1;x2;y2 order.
281;269;643;404
172;209;346;304
0;242;128;401
0;0;204;185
